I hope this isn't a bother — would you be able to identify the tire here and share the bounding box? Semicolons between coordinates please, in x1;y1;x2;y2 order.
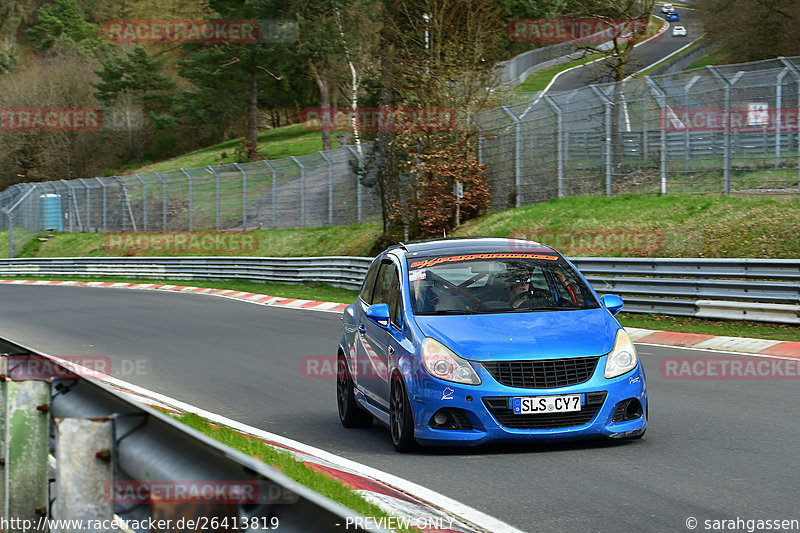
337;352;372;428
390;375;418;452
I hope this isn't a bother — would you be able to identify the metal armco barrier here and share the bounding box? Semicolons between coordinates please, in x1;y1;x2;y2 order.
0;256;798;324
0;338;381;531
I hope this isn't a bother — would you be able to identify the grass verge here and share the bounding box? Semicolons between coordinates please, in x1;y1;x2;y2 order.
2;275;798;342
130;123;344;174
618;313;800;342
23;224;381;259
514;53;601;93
452;194;800;258
175;412;417;533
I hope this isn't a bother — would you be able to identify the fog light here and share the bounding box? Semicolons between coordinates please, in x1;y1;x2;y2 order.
433;411;448;425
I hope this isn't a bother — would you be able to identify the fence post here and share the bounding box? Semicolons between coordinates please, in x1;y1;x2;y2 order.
591;85;613;197
346;146;363;223
207;166;221;230
708;66;743;195
544;96;565;198
180;168;194;230
78;178;92;231
642;95;648;161
779;58;800;199
233;163;248;230
263;161;277;228
114;176;137;232
156;172;168;231
291;156;306;227
61;180;83;232
500;106;522;207
645;76;669;195
319;151;334;225
2;208;11;258
135;174;148;231
95;177;108;232
684;76;701;172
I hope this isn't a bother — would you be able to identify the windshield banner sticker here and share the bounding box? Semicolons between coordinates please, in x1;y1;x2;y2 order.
409;253;559;269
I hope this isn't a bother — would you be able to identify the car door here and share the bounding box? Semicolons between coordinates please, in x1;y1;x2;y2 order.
358;258;402;410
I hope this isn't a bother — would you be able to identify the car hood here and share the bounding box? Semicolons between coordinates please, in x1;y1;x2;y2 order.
413;308;618;362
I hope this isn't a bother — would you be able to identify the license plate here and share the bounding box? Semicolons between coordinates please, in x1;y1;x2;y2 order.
512;394;582;415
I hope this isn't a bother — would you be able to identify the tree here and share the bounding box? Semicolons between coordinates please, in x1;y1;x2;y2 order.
164;0;308;159
370;0;505;239
700;0;800;62
25;0;106;56
93;46;176;159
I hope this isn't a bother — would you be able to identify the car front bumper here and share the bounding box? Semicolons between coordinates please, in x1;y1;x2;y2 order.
407;357;647;446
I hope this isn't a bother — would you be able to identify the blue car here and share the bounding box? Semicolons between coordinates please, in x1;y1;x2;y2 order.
337;238;647;451
667;12;680;21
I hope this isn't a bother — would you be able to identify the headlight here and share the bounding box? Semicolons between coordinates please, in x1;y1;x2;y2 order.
421;338;481;385
604;329;638;378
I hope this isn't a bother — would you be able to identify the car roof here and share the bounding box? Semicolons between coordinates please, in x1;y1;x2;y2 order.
393;237;560;258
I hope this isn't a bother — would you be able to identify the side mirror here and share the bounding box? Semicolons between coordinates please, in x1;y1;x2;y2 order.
601;294;624;316
365;303;391;329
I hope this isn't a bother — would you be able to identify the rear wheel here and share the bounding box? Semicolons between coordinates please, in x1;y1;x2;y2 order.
390;376;417;452
337;353;372;428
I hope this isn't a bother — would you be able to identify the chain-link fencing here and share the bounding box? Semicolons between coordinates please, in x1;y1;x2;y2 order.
2;57;799;258
477;56;800;210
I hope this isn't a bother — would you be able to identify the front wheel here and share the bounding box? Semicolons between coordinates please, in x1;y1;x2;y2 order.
390;375;417;452
337;353;372;428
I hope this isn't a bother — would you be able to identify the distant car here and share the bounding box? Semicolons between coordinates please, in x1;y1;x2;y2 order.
672;25;687;37
661;3;674;13
337;238;648;451
667;12;680;21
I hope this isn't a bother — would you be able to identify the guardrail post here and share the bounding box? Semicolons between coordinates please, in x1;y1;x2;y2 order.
207;166;221;230
645;76;669;195
180;168;194;230
263;160;277;228
54;418;114;521
233;163;248;229
135;174;148;231
346;146;363;223
155;172;168;231
319;151;334;225
684;76;701;172
544;96;565;198
591;85;614;197
4;378;50;521
290;156;306;227
94;177;108;232
500;106;523;206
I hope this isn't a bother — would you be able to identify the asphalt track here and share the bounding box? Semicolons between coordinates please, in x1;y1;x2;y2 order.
3;285;799;532
549;7;703;92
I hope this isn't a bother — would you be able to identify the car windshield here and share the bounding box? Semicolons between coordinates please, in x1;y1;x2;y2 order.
407;253;600;315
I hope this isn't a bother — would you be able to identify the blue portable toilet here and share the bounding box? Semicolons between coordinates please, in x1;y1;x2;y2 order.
40;194;63;231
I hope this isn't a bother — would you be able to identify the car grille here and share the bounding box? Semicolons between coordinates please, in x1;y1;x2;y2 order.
482;356;601;389
483;391;607;430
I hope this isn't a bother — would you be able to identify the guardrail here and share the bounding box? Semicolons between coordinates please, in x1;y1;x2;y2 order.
0;256;798;324
0;336;379;530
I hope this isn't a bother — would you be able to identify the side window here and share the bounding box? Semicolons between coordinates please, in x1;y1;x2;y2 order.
372;261;403;328
360;259;381;304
